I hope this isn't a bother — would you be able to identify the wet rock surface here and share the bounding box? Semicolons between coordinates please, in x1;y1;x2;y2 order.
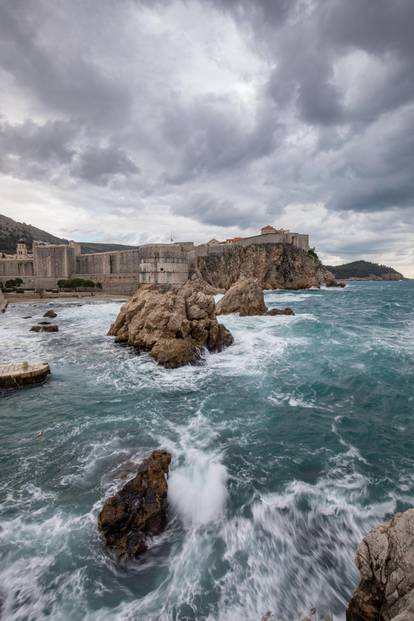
326;281;346;288
347;508;414;620
43;309;57;318
98;449;172;560
266;307;295;316
30;324;59;332
108;282;233;368
216;278;268;316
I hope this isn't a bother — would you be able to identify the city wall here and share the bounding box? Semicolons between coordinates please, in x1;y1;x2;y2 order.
0;231;309;293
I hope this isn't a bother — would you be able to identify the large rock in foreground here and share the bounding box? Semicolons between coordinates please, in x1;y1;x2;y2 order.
216;278;267;316
108;282;233;368
347;509;414;620
98;450;172;560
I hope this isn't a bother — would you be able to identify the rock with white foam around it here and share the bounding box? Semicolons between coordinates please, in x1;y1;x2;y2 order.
216;277;268;316
98;449;172;560
346;508;414;620
108;282;233;368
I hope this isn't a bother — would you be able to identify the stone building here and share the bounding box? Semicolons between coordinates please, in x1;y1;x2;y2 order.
0;225;310;293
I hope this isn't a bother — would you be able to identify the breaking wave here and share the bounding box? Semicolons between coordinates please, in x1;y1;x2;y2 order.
1;282;413;620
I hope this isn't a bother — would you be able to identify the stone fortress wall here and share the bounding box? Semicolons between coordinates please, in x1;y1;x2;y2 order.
0;225;310;293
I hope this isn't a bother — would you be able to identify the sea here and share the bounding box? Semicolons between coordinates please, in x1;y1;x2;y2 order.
0;281;413;621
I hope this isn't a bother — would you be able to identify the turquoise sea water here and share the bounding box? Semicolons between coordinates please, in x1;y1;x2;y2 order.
0;281;413;621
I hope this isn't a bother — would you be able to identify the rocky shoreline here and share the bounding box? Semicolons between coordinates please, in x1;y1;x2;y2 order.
98;448;414;620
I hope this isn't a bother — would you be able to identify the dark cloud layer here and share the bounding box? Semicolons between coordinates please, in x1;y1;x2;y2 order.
0;0;413;268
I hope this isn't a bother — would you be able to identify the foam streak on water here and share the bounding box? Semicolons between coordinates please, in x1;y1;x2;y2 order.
1;282;414;620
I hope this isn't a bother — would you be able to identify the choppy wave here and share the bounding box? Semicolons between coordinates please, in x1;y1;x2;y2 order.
1;282;413;620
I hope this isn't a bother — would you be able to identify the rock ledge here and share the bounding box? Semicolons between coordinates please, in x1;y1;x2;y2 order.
347;508;414;620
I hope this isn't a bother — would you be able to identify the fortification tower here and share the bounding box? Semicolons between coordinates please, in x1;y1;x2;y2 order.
16;239;28;258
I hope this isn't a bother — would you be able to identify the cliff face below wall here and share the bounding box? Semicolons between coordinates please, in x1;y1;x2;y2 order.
192;243;335;290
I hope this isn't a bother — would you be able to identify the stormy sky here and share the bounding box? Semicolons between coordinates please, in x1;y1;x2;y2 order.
0;0;413;274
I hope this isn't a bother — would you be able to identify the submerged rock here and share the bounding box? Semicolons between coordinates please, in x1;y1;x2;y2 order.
43;309;57;318
216;278;267;316
347;508;414;620
108;282;233;368
266;307;295;316
98;449;172;560
30;324;59;332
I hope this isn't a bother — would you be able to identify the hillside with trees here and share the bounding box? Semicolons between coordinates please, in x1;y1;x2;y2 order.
0;214;137;255
325;260;405;280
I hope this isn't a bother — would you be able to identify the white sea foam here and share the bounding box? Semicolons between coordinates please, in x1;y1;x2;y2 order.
169;450;228;528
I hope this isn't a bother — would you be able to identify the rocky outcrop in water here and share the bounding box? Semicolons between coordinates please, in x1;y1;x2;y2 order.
43;309;57;318
216;278;296;317
98;449;171;560
326;281;346;288
192;243;336;290
108;282;233;368
267;307;295;316
30;324;58;332
347;508;414;620
216;278;267;316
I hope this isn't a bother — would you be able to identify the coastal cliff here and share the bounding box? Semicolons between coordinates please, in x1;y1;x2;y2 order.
191;243;335;290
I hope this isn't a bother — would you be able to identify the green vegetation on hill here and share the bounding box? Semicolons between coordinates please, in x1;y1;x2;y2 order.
325;260;404;280
0;213;138;255
0;214;66;254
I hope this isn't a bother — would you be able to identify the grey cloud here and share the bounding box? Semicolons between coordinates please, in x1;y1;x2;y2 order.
70;146;140;186
0;120;76;164
0;1;132;126
0;0;414;257
0;118;139;186
174;193;264;229
163;97;281;184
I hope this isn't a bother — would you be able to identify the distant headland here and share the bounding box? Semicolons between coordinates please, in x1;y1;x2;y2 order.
325;260;405;281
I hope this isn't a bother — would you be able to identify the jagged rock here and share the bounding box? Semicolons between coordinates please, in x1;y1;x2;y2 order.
98;449;172;560
326;281;346;288
30;324;58;332
266;307;295;316
188;273;224;295
346;509;414;620
108;282;233;368
43;309;57;318
191;243;336;290
216;278;268;316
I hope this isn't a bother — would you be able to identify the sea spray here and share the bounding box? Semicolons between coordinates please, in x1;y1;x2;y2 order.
0;282;413;620
169;450;228;528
